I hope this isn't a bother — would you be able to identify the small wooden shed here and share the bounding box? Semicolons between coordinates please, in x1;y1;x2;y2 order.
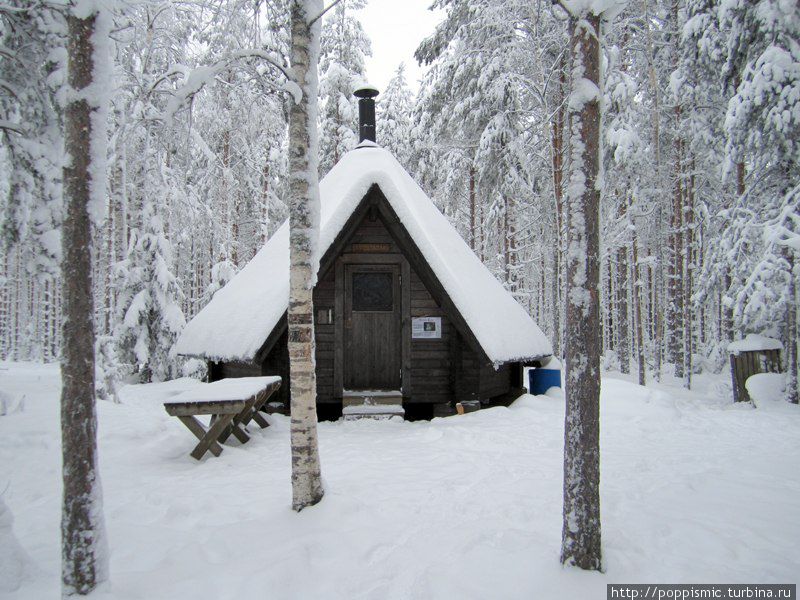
728;334;782;403
176;91;552;419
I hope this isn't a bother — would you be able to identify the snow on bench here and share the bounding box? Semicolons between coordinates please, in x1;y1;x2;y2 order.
165;376;281;405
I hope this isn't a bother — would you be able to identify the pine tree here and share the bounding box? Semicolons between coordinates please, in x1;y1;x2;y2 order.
60;3;110;595
115;203;186;383
722;0;800;402
377;63;414;168
557;0;630;569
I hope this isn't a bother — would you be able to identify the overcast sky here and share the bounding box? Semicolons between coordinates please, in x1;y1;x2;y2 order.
356;0;445;96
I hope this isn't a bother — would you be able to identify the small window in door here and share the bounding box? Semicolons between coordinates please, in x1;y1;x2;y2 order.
352;272;393;312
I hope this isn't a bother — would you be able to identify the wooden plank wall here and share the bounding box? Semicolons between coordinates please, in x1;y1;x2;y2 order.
219;361;260;378
314;268;336;403
409;270;452;403
455;339;481;402
223;198;518;411
316;210;471;405
479;362;511;399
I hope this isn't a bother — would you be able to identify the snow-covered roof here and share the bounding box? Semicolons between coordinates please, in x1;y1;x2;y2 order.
727;334;783;354
176;145;552;365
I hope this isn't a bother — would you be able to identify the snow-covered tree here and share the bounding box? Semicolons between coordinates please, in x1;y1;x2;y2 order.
318;0;371;175
115;203;185;383
377;63;414;168
721;0;800;403
0;3;64;272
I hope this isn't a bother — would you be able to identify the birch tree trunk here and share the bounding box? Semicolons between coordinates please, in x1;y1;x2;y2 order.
288;0;324;512
61;7;109;596
561;11;602;572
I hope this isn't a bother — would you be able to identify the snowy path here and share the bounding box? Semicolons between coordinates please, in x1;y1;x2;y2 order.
1;363;798;599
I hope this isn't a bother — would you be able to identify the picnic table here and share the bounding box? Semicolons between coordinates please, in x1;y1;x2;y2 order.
164;376;282;460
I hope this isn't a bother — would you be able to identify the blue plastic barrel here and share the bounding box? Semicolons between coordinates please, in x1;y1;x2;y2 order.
528;368;561;395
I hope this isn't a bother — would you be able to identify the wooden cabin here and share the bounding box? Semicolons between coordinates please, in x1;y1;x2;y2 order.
176;88;552;419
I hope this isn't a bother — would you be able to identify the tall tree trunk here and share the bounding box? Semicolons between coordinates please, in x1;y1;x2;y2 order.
667;123;684;378
288;0;324;512
551;57;567;357
786;251;798;404
617;240;630;374
262;155;271;245
682;158;695;389
61;7;109;596
0;252;8;359
503;195;511;286
721;162;746;342
478;195;485;263
604;259;614;353
469;165;476;251
631;204;646;386
616;194;633;373
561;12;602;572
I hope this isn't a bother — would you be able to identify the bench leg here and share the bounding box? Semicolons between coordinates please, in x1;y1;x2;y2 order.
228;421;250;444
250;411;269;428
185;414;236;460
215;413;251;445
241;390;273;429
177;416;223;459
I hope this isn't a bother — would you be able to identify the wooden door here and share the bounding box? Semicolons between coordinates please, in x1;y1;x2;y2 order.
344;264;401;390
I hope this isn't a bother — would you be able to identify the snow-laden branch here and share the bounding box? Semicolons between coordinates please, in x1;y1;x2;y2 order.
155;48;293;124
0;120;24;135
554;0;629;20
307;0;344;27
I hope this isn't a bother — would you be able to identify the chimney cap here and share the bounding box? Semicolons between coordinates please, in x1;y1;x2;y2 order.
354;84;379;99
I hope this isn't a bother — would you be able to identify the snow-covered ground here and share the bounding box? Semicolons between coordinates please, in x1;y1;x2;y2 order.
1;362;798;599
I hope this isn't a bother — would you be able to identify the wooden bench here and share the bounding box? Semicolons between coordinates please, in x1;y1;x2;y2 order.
164;376;281;460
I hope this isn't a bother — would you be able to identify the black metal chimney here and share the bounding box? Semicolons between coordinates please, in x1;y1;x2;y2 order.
354;85;379;143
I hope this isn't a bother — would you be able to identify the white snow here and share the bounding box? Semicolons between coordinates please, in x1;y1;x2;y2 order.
341;404;404;415
727;333;783;353
0;389;24;415
0;494;31;593
541;356;562;370
282;79;303;104
165;376;281;404
568;77;601;111
746;372;786;407
176;145;552;365
558;0;629;19
2;362;799;598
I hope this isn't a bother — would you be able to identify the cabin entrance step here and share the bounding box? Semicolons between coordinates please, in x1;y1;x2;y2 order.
342;390;404;421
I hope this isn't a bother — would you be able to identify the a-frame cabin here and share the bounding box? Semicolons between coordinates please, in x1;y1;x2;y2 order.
176;89;552;420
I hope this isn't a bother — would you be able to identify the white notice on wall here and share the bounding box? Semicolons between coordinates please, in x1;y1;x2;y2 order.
412;317;442;339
